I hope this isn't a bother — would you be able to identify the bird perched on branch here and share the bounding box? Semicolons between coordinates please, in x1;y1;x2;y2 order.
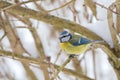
59;30;103;55
52;30;104;80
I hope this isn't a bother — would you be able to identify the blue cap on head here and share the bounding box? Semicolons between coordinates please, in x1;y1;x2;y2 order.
60;30;68;35
59;30;72;42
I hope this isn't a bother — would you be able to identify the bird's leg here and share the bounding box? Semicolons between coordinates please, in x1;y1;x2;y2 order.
69;54;75;58
69;54;78;58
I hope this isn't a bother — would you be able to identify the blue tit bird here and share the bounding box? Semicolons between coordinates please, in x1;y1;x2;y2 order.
52;30;103;79
59;30;103;55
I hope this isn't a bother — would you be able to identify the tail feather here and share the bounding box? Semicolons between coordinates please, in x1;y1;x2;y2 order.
91;40;105;43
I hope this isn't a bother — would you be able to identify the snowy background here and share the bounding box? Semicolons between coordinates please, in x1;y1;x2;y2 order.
0;0;119;80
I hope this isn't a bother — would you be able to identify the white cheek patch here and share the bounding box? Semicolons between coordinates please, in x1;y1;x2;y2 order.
62;36;70;42
60;32;69;38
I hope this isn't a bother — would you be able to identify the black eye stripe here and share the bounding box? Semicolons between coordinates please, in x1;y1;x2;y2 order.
61;35;69;38
62;36;66;37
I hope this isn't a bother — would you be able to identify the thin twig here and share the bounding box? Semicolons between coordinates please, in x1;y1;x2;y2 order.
95;2;120;15
0;33;6;42
54;49;62;64
48;0;75;12
1;0;40;11
91;47;97;80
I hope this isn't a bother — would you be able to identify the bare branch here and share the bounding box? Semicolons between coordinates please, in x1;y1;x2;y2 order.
95;2;120;15
0;49;94;80
92;43;120;80
0;1;102;40
0;12;27;54
85;0;97;17
48;0;75;12
107;2;120;57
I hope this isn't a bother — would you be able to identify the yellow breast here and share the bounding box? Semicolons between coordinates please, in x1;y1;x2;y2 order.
60;42;91;54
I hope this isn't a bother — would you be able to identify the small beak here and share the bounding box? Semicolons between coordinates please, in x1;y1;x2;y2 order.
59;37;62;43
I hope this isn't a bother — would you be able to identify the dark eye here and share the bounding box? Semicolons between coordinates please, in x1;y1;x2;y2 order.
62;36;66;37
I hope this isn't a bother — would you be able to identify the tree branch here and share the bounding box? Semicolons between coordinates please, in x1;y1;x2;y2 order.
107;2;120;57
0;1;102;40
0;49;94;80
92;43;120;80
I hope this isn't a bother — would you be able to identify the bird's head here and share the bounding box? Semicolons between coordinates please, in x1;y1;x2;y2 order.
59;30;72;43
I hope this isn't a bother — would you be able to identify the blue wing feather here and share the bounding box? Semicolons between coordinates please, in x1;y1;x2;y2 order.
69;35;91;46
80;37;90;45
